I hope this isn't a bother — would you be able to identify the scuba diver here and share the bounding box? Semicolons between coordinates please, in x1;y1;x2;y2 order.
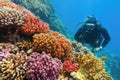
74;16;110;52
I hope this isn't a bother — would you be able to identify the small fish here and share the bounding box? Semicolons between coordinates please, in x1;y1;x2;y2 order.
102;56;106;61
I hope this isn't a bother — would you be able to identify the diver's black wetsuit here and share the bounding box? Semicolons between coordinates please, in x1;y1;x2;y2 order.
74;23;110;51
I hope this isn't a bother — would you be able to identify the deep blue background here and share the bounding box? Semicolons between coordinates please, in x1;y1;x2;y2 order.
50;0;120;56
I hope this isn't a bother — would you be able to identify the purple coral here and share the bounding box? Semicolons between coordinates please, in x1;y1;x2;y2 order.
27;52;63;80
0;48;10;61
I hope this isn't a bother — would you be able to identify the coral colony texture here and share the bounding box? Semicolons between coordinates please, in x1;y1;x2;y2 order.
10;0;68;36
0;1;113;80
27;52;63;80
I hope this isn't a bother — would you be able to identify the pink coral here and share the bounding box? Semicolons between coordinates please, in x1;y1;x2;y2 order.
27;52;63;80
0;48;10;61
63;60;79;73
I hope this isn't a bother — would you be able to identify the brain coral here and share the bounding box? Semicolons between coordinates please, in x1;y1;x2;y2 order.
73;53;112;80
27;52;63;80
32;31;73;59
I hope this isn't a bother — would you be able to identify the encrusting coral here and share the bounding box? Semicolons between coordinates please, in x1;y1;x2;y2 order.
32;31;73;59
72;53;112;80
27;52;63;80
0;51;28;80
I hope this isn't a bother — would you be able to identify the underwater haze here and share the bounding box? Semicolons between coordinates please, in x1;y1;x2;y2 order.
50;0;120;56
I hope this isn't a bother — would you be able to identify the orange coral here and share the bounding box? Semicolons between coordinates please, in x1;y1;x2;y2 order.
33;31;73;59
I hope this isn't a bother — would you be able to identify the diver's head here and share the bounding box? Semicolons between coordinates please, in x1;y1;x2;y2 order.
86;16;97;24
85;23;95;32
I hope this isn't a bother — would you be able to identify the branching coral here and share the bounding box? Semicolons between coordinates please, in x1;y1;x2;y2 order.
20;11;49;35
63;60;79;73
72;41;91;55
0;48;10;61
0;2;49;36
32;31;73;59
73;53;112;80
16;40;33;52
0;52;28;80
0;6;25;28
27;52;63;80
0;43;19;54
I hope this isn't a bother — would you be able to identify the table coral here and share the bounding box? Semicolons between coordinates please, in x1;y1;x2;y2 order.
27;52;63;80
32;31;73;59
0;52;28;80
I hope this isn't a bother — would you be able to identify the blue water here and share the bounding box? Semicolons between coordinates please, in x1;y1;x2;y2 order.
50;0;120;56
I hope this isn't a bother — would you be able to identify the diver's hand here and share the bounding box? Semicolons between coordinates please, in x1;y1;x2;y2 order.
93;46;103;52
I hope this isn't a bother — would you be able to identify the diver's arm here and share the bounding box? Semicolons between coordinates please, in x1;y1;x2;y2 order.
74;27;84;42
100;27;110;48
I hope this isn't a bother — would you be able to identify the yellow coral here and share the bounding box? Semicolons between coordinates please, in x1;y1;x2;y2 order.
0;52;28;80
73;53;112;80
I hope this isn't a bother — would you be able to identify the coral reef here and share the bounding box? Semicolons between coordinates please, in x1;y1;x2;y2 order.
0;2;49;36
0;48;10;61
20;11;49;35
32;31;73;59
0;43;19;54
0;52;28;80
0;6;25;28
0;1;113;80
63;60;79;73
16;40;33;52
10;0;67;36
72;41;91;55
73;53;112;80
27;52;63;80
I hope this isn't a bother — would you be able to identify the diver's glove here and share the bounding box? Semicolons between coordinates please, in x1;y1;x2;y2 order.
93;46;103;52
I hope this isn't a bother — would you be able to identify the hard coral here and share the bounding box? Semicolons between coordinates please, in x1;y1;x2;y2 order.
63;60;79;73
33;31;73;59
27;52;63;80
0;48;11;61
20;11;49;35
0;2;49;36
0;6;25;28
0;52;28;80
73;53;112;80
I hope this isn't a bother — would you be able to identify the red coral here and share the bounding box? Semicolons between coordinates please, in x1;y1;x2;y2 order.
63;60;79;73
20;11;49;35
